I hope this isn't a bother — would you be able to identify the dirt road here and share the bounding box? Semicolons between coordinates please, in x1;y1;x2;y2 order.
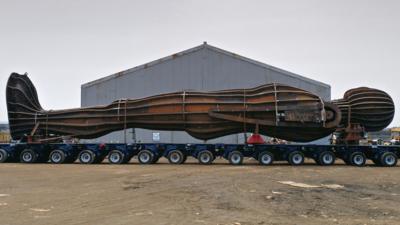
0;159;399;225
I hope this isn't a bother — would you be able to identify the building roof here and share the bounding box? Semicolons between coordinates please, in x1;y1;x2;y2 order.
82;42;330;89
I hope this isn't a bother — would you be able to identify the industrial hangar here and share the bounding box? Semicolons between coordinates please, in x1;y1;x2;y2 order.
81;42;330;144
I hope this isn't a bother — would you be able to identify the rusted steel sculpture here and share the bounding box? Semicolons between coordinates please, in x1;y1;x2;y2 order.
7;73;343;142
6;73;394;143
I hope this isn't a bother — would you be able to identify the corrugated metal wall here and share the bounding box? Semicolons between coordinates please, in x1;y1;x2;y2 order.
81;44;331;144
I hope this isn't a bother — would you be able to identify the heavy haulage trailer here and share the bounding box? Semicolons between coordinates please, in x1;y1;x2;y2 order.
1;73;398;167
0;142;399;167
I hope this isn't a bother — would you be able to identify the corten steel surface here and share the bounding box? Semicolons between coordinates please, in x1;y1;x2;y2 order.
333;87;395;132
6;73;395;143
6;73;343;142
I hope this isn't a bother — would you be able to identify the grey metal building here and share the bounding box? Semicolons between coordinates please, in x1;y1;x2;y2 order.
81;42;331;144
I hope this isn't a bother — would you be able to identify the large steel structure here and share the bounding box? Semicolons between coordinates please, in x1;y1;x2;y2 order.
6;73;394;144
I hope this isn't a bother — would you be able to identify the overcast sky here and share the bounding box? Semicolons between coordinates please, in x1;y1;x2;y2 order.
0;0;399;126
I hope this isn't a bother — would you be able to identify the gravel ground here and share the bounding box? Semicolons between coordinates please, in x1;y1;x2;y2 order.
0;158;399;225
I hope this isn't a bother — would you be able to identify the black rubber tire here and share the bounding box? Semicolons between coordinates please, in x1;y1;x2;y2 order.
181;155;187;164
64;153;79;163
0;149;8;163
372;155;382;166
198;150;214;165
122;156;132;164
151;156;160;164
317;151;336;166
167;150;185;164
288;151;305;166
380;152;398;167
78;150;95;164
94;155;105;164
349;151;366;167
343;157;352;165
65;156;77;163
49;150;66;164
138;150;154;164
228;151;243;165
20;149;38;163
258;151;274;165
108;150;125;164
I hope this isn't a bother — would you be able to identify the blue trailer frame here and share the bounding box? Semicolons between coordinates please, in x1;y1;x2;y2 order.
0;142;399;167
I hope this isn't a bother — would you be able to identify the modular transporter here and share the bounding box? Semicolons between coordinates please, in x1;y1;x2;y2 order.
0;73;398;167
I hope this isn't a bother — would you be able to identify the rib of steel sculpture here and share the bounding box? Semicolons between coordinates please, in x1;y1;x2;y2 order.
5;73;394;142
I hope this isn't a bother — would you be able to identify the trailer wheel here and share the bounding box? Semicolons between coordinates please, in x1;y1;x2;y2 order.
380;152;398;167
317;151;335;166
122;156;132;164
349;152;366;167
372;156;381;166
152;156;160;164
288;151;304;166
94;155;105;164
343;157;352;165
20;149;38;163
138;150;154;164
65;156;77;163
78;150;95;164
181;155;187;164
258;151;274;165
167;150;185;164
0;149;8;163
108;150;125;164
49;150;66;164
198;150;214;165
228;151;243;165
